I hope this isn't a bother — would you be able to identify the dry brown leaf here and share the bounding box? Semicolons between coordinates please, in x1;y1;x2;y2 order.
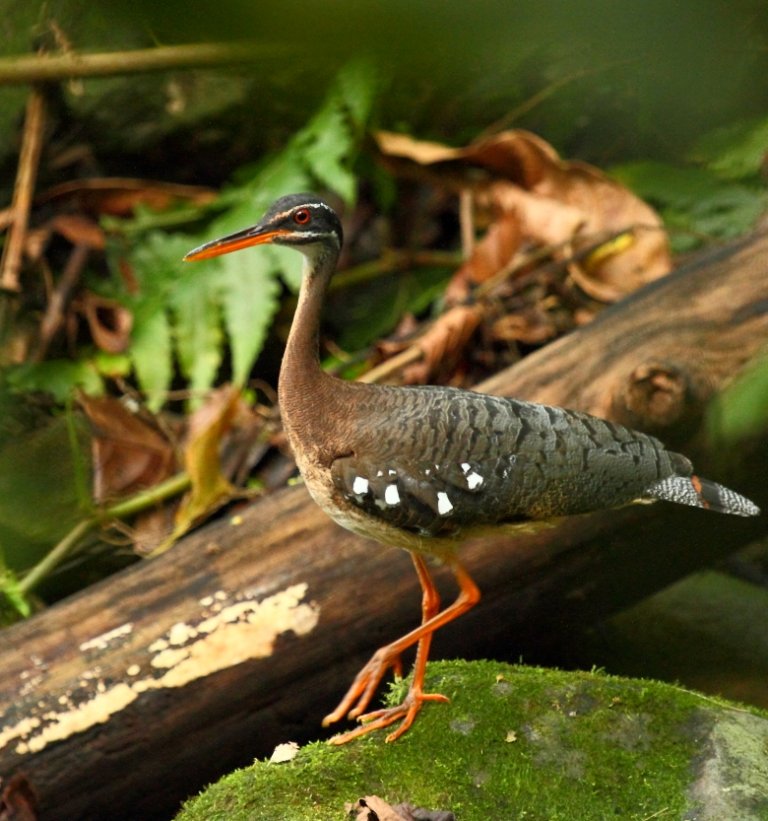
0;774;38;821
481;183;585;248
456;129;561;185
129;505;178;557
81;291;133;353
348;796;406;820
161;386;245;552
37;177;216;217
403;304;483;384
445;210;521;305
491;307;559;345
375;129;560;187
79;394;176;503
346;797;456;821
50;213;105;249
374;132;464;165
376;129;671;301
561;164;671;301
14;213;103;269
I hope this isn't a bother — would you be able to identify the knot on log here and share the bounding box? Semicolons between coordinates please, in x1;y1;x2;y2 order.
613;360;700;435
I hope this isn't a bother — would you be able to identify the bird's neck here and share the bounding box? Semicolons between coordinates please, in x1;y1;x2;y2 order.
281;255;326;382
278;249;351;465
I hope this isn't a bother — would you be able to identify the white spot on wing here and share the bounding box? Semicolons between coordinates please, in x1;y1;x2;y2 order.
384;484;400;505
437;491;453;515
466;471;484;490
351;476;369;495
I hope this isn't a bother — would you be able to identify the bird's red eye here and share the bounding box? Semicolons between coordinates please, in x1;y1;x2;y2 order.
293;208;311;225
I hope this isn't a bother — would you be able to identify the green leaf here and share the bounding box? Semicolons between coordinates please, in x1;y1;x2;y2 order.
611;160;766;250
122;231;192;406
0;413;90;573
118;61;376;407
331;265;453;352
708;352;768;446
131;305;173;411
338;59;378;129
215;251;281;386
0;558;31;619
610;161;725;209
93;352;132;378
692;116;768;180
5;360;103;401
171;276;223;399
293;61;376;203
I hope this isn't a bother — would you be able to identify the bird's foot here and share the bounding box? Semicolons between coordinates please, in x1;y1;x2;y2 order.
322;649;399;732
326;681;448;745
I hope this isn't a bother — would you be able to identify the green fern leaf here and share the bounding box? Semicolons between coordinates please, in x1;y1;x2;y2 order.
215;250;281;387
122;60;375;407
131;304;173;411
171;275;223;398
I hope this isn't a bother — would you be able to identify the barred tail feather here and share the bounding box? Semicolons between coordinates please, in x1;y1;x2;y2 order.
645;474;760;517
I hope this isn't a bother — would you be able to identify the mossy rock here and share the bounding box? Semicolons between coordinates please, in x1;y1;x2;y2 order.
176;660;768;820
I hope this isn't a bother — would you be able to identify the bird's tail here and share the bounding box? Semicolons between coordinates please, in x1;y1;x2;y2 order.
644;475;760;517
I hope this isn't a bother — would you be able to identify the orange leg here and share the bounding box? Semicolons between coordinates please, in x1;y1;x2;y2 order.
323;551;481;744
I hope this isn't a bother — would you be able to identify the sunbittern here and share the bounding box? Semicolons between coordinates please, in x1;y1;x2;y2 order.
185;193;760;744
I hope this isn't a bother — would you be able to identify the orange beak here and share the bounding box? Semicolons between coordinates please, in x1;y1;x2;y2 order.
184;227;290;261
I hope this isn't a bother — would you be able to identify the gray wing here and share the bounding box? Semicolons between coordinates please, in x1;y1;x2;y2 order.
330;386;685;536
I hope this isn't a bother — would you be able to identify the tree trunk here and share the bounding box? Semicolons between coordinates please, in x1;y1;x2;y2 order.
2;233;767;821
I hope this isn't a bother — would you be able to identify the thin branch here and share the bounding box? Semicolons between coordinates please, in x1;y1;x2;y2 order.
0;42;294;85
0;85;46;292
18;519;96;597
358;344;423;384
33;243;89;361
18;471;192;596
477;61;632;138
329;249;461;293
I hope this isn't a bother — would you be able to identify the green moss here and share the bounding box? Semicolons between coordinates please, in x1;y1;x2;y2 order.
176;661;765;821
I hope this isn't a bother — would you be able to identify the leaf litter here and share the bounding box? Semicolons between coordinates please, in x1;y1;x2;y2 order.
371;128;671;385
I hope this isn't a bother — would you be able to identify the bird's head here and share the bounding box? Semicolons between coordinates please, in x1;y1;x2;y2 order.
184;193;343;263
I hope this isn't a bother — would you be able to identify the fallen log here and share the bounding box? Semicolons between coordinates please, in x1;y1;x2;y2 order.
1;232;767;821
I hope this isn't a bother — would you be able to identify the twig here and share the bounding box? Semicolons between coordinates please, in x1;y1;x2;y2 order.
477;62;632;138
0;85;46;292
328;248;461;293
18;471;192;596
34;243;89;361
0;42;294;85
358;345;423;384
459;189;474;257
